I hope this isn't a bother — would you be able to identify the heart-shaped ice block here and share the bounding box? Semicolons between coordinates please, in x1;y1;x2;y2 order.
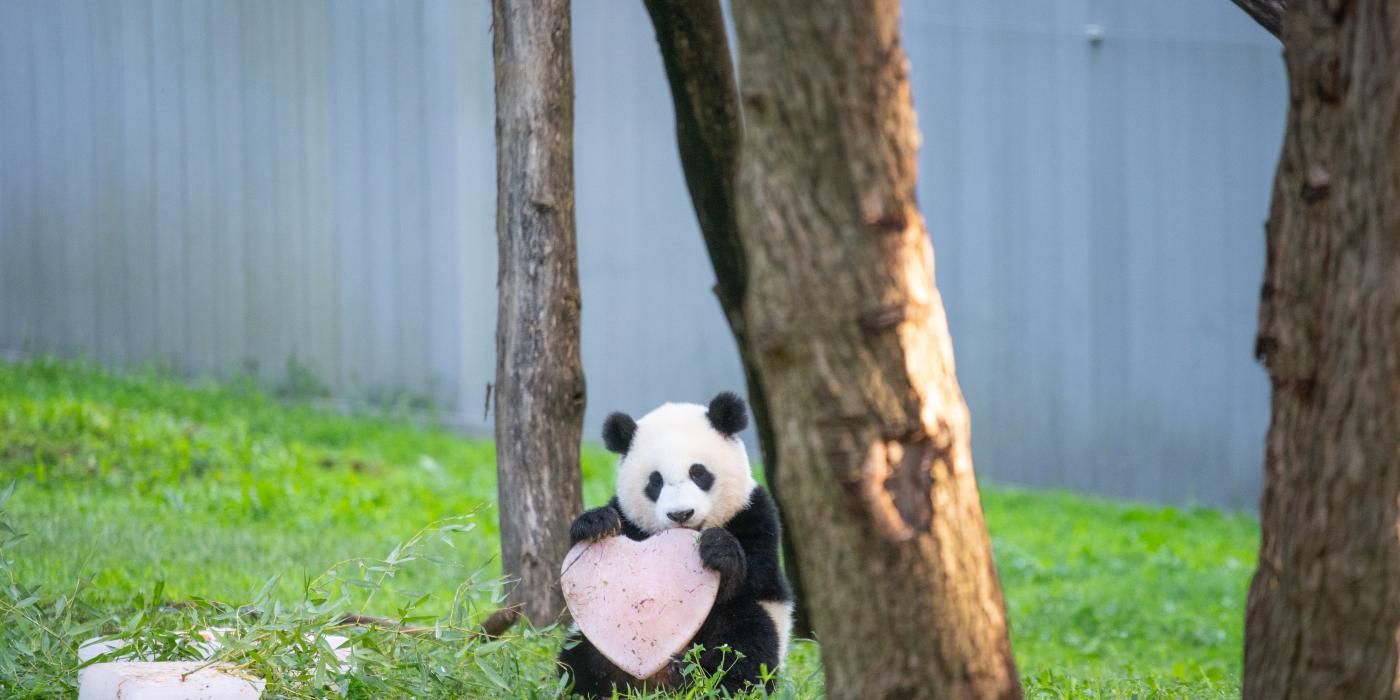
560;528;720;679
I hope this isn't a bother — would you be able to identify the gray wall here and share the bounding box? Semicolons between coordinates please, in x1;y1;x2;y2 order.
0;0;495;409
906;2;1284;507
0;0;1285;508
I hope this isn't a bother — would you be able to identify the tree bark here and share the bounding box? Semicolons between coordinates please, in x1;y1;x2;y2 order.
729;1;1021;697
491;0;585;626
1244;1;1400;697
1228;0;1286;38
638;0;814;639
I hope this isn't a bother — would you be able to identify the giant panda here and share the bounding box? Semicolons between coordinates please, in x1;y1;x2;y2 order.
558;392;794;697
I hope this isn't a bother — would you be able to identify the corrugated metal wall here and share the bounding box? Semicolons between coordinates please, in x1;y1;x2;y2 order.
0;0;1285;507
906;2;1284;506
0;0;493;407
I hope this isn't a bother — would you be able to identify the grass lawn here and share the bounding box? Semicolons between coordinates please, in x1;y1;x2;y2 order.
0;359;1258;698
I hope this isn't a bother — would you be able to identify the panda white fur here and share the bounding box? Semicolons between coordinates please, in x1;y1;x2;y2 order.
558;392;795;697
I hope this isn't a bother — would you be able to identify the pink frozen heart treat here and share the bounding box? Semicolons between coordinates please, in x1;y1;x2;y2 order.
560;528;720;680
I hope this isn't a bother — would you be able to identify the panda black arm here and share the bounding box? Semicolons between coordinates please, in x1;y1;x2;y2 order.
568;506;622;546
606;496;650;540
568;498;650;545
720;485;792;603
699;527;747;603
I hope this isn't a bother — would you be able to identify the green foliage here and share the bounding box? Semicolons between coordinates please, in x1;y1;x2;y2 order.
1;482;104;698
984;488;1255;695
0;358;1258;698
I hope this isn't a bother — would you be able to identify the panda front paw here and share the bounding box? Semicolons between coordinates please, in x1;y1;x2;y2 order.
699;528;747;602
569;507;623;546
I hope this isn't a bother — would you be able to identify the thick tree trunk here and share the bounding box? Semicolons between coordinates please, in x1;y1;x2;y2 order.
491;0;585;626
730;1;1021;697
1244;2;1400;697
638;0;813;639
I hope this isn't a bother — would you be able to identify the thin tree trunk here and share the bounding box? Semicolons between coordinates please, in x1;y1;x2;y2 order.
731;1;1021;697
1244;1;1400;697
1228;0;1286;38
491;0;585;626
638;0;813;639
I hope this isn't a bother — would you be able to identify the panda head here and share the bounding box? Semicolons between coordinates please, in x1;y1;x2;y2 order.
603;392;756;535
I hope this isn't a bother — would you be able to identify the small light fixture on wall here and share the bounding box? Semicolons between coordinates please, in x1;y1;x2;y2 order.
1086;23;1105;46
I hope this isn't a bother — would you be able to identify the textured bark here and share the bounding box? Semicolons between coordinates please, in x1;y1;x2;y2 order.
1243;1;1400;697
638;0;813;639
730;1;1021;697
1229;0;1287;37
491;0;585;625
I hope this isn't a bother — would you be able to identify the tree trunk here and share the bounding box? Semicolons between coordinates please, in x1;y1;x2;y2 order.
1228;0;1286;38
491;0;585;626
638;0;814;640
1244;1;1400;697
730;1;1021;697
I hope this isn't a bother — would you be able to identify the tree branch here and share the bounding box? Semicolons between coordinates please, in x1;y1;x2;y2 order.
1229;0;1285;38
639;0;744;312
640;0;813;638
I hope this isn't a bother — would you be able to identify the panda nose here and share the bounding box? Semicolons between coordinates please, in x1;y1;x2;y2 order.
667;509;694;524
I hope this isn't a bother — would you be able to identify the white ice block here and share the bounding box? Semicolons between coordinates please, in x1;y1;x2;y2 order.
77;662;264;700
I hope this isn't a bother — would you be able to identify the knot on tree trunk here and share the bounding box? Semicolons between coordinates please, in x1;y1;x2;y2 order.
857;427;948;541
1301;165;1332;202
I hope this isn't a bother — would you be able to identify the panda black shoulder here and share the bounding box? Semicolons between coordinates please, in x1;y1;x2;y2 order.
719;485;792;605
725;485;778;526
716;485;783;552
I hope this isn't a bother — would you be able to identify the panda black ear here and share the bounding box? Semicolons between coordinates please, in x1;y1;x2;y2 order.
602;412;637;454
706;392;748;437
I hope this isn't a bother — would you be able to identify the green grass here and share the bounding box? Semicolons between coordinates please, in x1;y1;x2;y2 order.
0;358;1257;698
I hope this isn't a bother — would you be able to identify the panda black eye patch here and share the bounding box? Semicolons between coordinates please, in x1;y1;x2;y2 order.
644;471;663;502
689;463;715;491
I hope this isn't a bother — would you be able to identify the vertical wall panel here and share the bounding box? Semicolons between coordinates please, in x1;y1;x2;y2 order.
0;0;1283;507
330;2;366;395
58;1;98;359
149;0;184;366
361;0;397;400
304;0;339;393
268;0;300;377
29;2;66;353
207;0;247;374
178;0;214;375
392;2;427;403
118;0;159;364
420;0;464;411
0;0;31;352
453;1;497;423
92;0;129;364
